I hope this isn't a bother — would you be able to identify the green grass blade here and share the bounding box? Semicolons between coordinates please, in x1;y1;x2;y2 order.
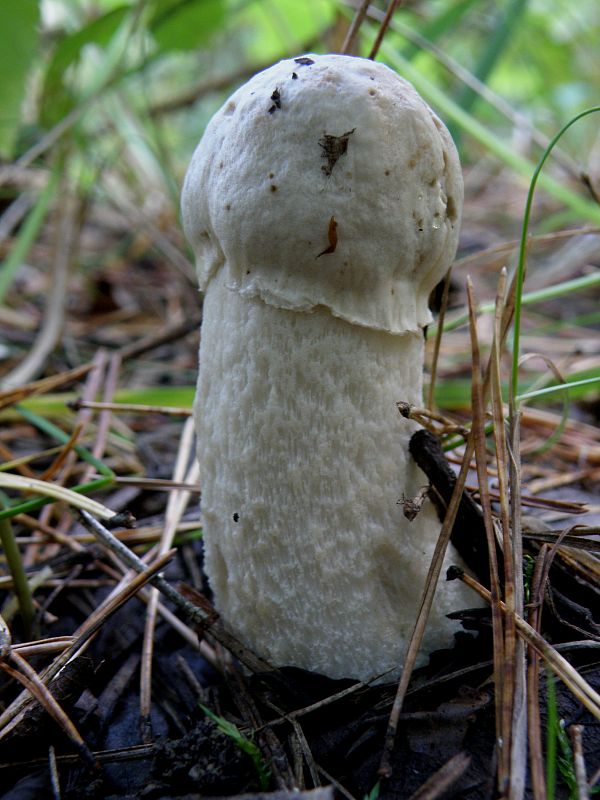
380;45;600;226
0;515;35;637
510;107;600;402
0;405;115;521
436;270;600;335
401;0;479;60
0;169;59;304
453;0;528;116
516;376;600;403
15;405;114;478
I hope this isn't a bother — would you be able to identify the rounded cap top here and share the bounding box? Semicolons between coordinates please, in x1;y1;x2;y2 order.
182;53;463;333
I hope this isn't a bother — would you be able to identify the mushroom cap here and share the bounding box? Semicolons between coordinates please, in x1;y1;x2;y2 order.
182;53;463;334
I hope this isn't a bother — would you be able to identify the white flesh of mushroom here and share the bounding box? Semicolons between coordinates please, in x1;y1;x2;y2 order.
182;54;476;682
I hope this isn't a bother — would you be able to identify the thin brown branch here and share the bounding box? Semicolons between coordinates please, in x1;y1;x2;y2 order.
2;650;95;767
466;277;506;791
70;400;192;416
140;417;197;733
340;0;371;54
378;426;480;779
0;549;175;741
450;570;600;721
407;752;472;800
569;725;590;800
368;0;402;60
0;363;94;410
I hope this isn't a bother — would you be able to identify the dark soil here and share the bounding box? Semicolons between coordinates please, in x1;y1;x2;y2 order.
1;519;599;800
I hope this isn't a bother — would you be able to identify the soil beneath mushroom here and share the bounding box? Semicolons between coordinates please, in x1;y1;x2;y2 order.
1;529;599;800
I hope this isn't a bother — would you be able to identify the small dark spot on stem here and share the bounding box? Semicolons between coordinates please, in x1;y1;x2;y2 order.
270;185;277;192
246;270;251;275
384;169;390;176
291;72;298;80
225;203;231;210
233;513;239;522
294;57;314;66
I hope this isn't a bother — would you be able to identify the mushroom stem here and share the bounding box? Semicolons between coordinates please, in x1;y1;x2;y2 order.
196;269;473;681
183;53;476;682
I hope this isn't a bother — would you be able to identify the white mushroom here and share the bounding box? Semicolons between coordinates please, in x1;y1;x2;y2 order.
182;53;474;682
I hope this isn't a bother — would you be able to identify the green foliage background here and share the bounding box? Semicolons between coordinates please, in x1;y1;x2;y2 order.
1;0;599;404
2;0;599;168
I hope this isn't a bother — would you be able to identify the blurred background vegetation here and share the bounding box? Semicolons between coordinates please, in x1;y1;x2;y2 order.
0;7;598;789
0;0;599;404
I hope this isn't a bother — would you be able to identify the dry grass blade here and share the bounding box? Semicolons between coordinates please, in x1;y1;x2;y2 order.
466;277;506;789
71;399;192;416
48;745;61;797
527;544;552;799
406;752;471;800
0;473;117;520
569;725;590;800
0;363;94;409
0;612;11;658
140;417;198;733
378;420;480;778
0;549;175;741
527;523;584;800
490;269;524;796
380;246;524;785
589;762;600;795
454;228;600;272
260;677;375;731
454;571;600;721
289;717;320;789
12;636;75;657
399;405;468;436
1;650;95;766
112;477;200;492
117;313;202;361
76;510;274;675
38;423;84;481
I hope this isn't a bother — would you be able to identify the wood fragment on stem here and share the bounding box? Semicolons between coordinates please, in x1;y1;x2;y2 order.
378;427;481;780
